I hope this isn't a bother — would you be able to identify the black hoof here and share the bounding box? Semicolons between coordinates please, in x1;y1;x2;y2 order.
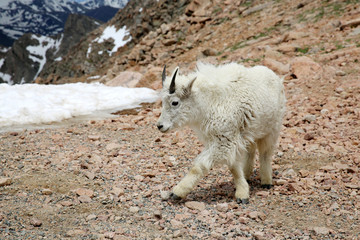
261;184;272;189
169;192;182;201
236;198;249;204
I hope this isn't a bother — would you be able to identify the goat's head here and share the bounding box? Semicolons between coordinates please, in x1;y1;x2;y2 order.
156;66;197;133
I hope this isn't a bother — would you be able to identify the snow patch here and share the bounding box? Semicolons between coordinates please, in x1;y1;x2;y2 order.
94;25;132;56
0;82;159;128
0;72;13;85
26;35;62;80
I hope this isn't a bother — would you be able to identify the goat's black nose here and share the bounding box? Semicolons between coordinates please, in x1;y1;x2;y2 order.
157;125;163;130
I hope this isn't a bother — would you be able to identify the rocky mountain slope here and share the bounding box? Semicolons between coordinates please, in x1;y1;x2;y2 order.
0;0;128;47
35;0;360;90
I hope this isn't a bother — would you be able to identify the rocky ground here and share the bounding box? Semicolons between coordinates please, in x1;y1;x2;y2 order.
1;0;360;239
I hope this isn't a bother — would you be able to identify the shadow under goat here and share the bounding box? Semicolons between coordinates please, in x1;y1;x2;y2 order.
156;62;286;204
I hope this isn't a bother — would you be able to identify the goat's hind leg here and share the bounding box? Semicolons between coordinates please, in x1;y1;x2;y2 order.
230;161;250;204
257;134;277;189
243;143;256;182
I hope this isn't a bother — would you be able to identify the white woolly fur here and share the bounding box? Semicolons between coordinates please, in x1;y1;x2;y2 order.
157;62;286;202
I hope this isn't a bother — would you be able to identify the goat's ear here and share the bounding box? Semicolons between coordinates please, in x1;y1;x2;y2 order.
169;67;179;94
184;76;197;97
161;65;166;87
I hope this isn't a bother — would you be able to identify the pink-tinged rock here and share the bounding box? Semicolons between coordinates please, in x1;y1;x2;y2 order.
253;231;265;239
105;71;143;88
84;171;95;180
185;201;206;211
30;218;42;227
75;188;94;198
298;169;310;177
216;203;229;212
276;43;300;53
239;217;248;224
104;231;116;239
313;227;331;235
129;206;139;213
134;175;145;181
248;211;260;220
106;143;121;151
345;183;359;189
88;135;101;141
86;214;97;221
41;189;53;195
65;229;86;237
290;56;323;81
170;219;184;228
288;183;302;192
0;177;11;187
78;195;92;203
263;58;289;75
256;191;270;197
111;187;125;197
60;201;73;207
275;179;287;185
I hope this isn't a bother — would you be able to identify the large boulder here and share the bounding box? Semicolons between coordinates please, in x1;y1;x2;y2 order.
290;56;323;81
105;71;143;88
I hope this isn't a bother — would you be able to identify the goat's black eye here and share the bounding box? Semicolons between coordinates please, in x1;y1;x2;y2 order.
171;101;179;106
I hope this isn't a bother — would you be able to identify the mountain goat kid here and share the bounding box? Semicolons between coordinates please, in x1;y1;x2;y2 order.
157;62;286;203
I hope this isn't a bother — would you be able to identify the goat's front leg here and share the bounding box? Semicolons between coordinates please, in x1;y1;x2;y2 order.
171;147;214;200
171;162;209;200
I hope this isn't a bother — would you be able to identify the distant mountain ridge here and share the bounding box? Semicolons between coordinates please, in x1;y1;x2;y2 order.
0;0;128;47
0;14;101;84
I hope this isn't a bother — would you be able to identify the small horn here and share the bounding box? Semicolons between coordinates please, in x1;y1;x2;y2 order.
162;65;166;87
169;67;178;94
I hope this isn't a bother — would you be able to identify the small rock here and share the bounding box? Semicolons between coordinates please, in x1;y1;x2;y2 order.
134;175;145;181
248;211;260;220
106;143;121;151
282;168;297;178
65;229;86;237
160;190;170;200
345;183;359;189
88;135;101;141
104;231;115;239
60;201;73;207
153;210;162;219
335;70;346;76
313;226;331;235
170;219;184;228
185;201;206;211
304;133;315;141
0;177;11;187
75;188;94;198
253;231;265;240
216;203;229;212
84;171;95;180
256;191;269;197
288;183;302;192
303;114;316;122
111;187;125;197
30;218;42;227
239;216;248;224
86;214;97;221
173;230;183;238
41;189;53;195
275;179;287;185
78;195;92;203
129;206;140;213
